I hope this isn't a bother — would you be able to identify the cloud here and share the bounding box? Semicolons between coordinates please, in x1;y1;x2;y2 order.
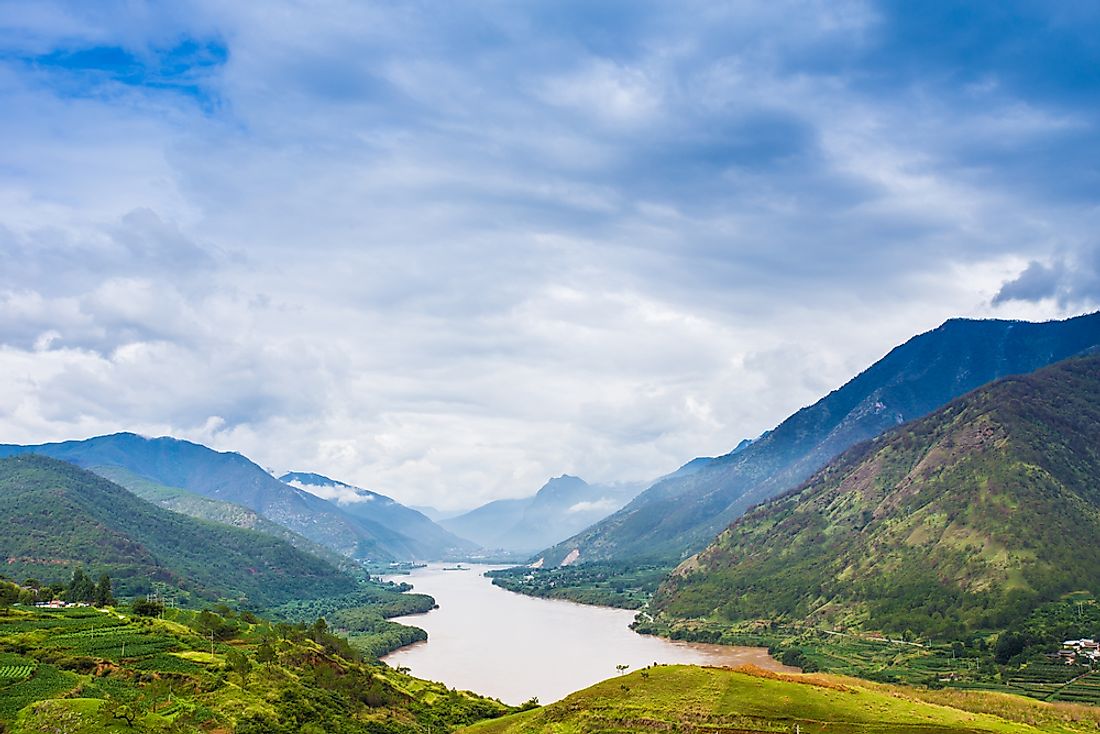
286;480;374;505
567;498;620;515
0;1;1098;511
993;246;1100;307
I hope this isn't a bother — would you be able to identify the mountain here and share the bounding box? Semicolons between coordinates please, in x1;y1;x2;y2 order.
280;471;478;558
0;455;354;605
91;464;351;568
651;353;1100;640
442;475;645;553
538;311;1100;566
0;433;410;562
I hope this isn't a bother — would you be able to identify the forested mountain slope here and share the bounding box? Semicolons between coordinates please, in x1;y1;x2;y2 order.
539;312;1100;565
652;354;1100;639
0;434;423;562
0;455;354;606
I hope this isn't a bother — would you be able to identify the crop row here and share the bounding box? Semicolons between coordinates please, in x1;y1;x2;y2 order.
0;664;35;682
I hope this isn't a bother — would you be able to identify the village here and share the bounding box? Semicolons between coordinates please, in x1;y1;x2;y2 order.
1058;639;1100;665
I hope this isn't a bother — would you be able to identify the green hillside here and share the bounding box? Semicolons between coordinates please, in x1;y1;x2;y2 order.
462;664;1100;734
92;465;352;569
0;434;407;562
538;311;1100;566
0;603;511;733
0;455;355;606
651;354;1100;640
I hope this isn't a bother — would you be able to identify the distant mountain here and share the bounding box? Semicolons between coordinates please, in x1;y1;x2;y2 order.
0;434;421;562
410;505;459;522
539;311;1100;566
0;455;354;605
92;465;350;568
280;471;478;558
651;353;1100;639
442;475;646;553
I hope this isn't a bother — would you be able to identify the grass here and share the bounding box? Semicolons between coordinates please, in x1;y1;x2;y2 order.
461;665;1100;734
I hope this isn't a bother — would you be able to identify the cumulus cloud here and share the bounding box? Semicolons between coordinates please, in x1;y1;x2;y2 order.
993;247;1100;308
0;1;1098;510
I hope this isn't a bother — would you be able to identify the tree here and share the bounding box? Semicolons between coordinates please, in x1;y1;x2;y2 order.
65;568;95;603
94;573;114;607
256;638;277;664
226;648;253;683
995;632;1027;665
615;664;630;675
131;597;165;617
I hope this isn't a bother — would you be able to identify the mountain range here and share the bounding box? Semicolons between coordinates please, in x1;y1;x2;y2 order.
280;471;477;558
0;433;468;562
537;312;1100;566
440;475;645;553
651;352;1100;639
0;455;354;605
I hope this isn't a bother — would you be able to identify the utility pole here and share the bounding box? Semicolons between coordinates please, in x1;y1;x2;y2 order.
210;631;215;657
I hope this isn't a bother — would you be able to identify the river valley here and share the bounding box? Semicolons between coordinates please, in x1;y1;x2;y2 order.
382;563;795;705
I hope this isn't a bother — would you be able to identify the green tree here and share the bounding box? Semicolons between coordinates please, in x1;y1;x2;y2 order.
94;573;114;607
64;568;95;603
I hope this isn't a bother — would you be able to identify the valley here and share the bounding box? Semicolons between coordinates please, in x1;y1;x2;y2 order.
379;564;794;705
2;314;1100;732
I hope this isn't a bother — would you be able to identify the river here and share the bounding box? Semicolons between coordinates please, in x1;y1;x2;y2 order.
381;563;795;705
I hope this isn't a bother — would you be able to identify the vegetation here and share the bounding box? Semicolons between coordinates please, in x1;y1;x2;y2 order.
461;664;1100;733
91;465;354;569
270;583;437;659
0;455;356;606
537;312;1100;567
486;562;673;609
653;355;1100;641
0;603;512;732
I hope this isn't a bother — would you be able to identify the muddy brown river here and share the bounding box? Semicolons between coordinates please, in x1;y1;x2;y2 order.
382;563;794;704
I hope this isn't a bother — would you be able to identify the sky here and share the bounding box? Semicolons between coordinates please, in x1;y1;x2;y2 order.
1;1;1098;511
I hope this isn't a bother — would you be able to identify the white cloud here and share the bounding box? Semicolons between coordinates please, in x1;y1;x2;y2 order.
567;498;619;515
286;480;374;505
0;0;1096;512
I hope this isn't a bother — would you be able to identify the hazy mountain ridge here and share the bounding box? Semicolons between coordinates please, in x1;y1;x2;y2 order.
92;464;352;568
539;312;1100;566
0;434;442;562
442;475;645;553
280;471;479;558
651;353;1100;639
0;455;355;605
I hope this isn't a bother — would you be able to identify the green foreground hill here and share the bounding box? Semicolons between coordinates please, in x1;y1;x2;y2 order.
462;664;1100;734
0;455;354;606
0;603;510;733
652;353;1100;639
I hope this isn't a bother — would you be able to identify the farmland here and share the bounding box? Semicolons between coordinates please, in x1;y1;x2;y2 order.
0;604;513;732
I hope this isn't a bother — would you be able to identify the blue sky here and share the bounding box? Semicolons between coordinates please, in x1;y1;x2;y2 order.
1;1;1098;509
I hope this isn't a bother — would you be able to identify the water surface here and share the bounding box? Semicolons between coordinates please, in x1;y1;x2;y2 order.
382;563;794;704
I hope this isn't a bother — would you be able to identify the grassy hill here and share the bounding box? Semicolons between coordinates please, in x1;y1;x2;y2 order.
0;455;355;606
651;353;1100;640
462;664;1100;734
538;311;1100;567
